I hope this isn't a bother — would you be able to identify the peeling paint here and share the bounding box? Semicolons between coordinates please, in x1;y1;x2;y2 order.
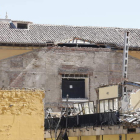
0;89;44;140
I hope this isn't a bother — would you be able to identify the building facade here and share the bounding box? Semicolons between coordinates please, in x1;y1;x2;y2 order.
0;19;140;111
1;18;140;139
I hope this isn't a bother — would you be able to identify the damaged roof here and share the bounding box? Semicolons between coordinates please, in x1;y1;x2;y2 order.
0;19;140;47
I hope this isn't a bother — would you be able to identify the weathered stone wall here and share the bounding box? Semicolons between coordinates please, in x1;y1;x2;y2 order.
0;47;140;111
0;89;44;140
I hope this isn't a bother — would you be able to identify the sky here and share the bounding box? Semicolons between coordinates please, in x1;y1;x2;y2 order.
1;0;140;29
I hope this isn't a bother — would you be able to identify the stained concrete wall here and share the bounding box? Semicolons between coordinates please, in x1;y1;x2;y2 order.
0;89;44;140
0;47;140;111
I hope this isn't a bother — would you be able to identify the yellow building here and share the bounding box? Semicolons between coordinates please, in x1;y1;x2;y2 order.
0;89;44;140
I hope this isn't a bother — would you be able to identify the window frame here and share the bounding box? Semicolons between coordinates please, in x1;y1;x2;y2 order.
61;74;89;100
99;98;119;113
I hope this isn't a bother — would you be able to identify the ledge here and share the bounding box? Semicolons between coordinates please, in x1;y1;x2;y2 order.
62;98;89;102
44;126;127;138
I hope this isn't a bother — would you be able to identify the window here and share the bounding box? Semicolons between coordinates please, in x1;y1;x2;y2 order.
62;79;85;98
105;100;108;111
17;23;28;29
61;74;89;100
99;98;118;113
100;100;104;113
127;128;136;133
74;101;95;115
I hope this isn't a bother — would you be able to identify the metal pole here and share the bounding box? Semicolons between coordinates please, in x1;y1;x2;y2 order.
66;94;69;131
55;114;62;140
122;32;129;96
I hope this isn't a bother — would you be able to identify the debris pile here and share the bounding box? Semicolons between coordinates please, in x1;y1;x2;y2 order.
120;110;140;128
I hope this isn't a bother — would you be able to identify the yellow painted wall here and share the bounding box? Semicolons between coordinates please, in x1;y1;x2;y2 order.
0;46;40;60
69;137;78;140
0;49;31;60
129;51;140;60
1;48;140;61
103;134;125;140
117;50;140;60
127;134;140;140
0;89;44;140
81;136;96;140
45;137;78;140
99;85;118;100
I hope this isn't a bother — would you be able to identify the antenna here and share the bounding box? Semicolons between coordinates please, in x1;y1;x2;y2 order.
5;12;8;19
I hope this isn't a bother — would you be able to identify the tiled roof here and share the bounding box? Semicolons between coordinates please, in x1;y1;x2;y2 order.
0;22;140;47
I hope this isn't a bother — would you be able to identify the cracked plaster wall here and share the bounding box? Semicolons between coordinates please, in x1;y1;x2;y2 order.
0;47;140;111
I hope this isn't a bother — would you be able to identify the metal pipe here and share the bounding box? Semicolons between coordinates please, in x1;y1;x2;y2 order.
55;116;62;140
66;94;69;132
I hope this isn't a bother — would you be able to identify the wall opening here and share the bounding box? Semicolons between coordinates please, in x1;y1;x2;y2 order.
127;128;136;133
62;79;85;98
17;23;28;29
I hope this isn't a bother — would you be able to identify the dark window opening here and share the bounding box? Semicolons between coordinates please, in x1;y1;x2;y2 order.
58;43;106;48
127;128;136;133
62;79;85;98
124;87;126;92
17;23;28;29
